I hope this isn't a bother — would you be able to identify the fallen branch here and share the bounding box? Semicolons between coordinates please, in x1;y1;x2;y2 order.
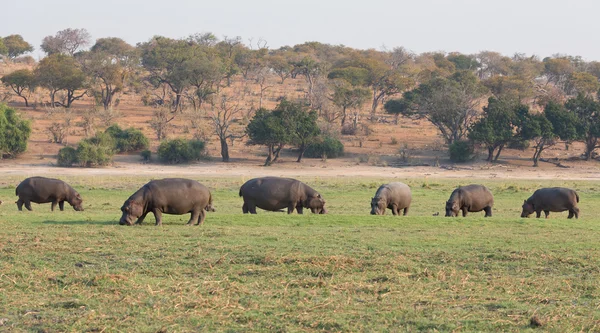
540;158;570;168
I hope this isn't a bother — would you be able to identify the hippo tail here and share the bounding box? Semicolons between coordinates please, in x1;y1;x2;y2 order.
576;192;580;203
239;188;242;197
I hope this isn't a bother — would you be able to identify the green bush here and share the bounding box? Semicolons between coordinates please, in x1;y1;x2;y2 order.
157;139;206;164
0;104;31;158
304;137;345;159
141;149;151;162
57;146;78;167
105;124;149;153
449;141;474;163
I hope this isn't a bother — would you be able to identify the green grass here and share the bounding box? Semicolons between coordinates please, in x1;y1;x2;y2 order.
1;176;600;332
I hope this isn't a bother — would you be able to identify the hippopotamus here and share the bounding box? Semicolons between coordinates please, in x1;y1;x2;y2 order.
370;182;412;215
15;177;84;211
445;184;494;217
120;178;213;226
521;187;579;219
239;177;326;214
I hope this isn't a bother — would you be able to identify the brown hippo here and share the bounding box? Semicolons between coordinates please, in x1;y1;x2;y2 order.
239;177;326;214
120;178;213;226
370;182;412;216
15;177;83;211
521;187;579;219
445;184;494;217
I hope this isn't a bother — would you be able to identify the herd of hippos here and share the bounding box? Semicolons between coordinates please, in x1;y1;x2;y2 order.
10;176;581;225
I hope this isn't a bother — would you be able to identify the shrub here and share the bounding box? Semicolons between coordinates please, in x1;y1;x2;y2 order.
449;141;474;163
304;137;344;159
76;133;115;167
0;104;31;158
341;125;357;136
508;139;530;150
57;146;78;167
105;124;149;152
157;139;206;164
141;149;152;162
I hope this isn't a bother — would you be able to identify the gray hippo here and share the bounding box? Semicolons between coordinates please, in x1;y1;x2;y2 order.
445;184;494;217
521;187;579;219
120;178;213;226
239;177;326;214
16;177;83;211
370;182;412;215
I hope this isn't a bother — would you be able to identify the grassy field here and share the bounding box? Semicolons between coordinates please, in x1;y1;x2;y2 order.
1;175;600;332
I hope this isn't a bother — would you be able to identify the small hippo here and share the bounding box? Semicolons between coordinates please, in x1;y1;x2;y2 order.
239;177;326;214
120;178;213;226
15;177;83;211
521;187;579;219
445;184;494;217
370;182;412;215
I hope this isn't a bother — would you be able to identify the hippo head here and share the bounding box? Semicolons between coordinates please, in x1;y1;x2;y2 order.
370;197;386;215
305;193;326;214
445;200;459;217
120;200;144;225
521;200;534;218
69;192;84;211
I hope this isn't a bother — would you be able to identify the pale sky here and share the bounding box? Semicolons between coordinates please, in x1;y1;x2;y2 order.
3;0;600;60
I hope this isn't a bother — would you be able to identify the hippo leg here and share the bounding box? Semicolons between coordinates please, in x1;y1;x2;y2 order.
484;206;492;217
59;201;65;211
135;212;148;225
246;202;257;214
186;209;200;226
242;202;249;214
152;209;163;226
296;205;304;214
462;208;468;217
287;204;295;214
391;204;398;216
571;207;579;219
24;200;33;211
51;201;57;211
197;209;206;225
403;207;409;216
544;210;550;219
535;210;542;218
16;198;23;211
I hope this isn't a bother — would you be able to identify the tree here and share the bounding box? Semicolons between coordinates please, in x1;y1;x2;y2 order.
2;35;33;59
566;72;600;97
0;104;32;158
468;98;522;162
277;100;320;162
483;75;536;103
564;94;600;159
82;37;138;109
41;28;91;56
267;52;293;84
0;39;7;57
207;90;247;162
1;69;36;106
330;80;370;127
246;108;288;166
35;54;88;108
447;53;480;71
387;71;487;145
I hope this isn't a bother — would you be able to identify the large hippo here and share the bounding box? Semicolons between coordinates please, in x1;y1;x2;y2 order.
15;177;83;211
445;184;494;217
239;177;326;214
521;187;579;219
370;182;412;216
120;178;213;226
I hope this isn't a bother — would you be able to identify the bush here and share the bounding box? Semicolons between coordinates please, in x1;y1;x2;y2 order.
157;139;206;164
0;104;31;158
449;141;474;163
508;139;530;150
105;124;149;152
57;146;78;167
304;137;344;159
341;125;357;136
141;149;152;162
76;133;115;167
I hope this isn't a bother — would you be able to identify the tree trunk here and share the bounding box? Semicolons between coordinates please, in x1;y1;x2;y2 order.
585;137;597;161
272;143;283;163
487;146;494;162
297;144;306;163
264;144;274;166
21;95;29;107
341;106;347;127
493;144;504;162
220;138;230;162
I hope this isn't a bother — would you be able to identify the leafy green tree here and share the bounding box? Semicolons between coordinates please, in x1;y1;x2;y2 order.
0;104;32;158
447;53;480;71
0;38;7;56
1;69;36;106
564;94;600;159
278;100;321;162
35;54;87;108
483;75;535;103
468;98;522;162
2;35;33;59
246;108;288;166
330;80;371;127
40;28;91;56
387;71;487;144
566;72;600;97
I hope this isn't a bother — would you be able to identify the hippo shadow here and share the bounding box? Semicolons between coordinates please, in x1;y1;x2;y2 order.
42;219;116;226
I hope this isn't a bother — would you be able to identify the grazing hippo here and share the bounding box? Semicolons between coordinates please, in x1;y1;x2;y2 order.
239;177;326;214
120;178;213;226
15;177;83;211
445;184;493;217
521;187;579;219
370;182;412;216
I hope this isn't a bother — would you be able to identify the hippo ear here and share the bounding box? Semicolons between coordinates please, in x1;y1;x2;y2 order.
317;194;321;198
523;200;527;204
